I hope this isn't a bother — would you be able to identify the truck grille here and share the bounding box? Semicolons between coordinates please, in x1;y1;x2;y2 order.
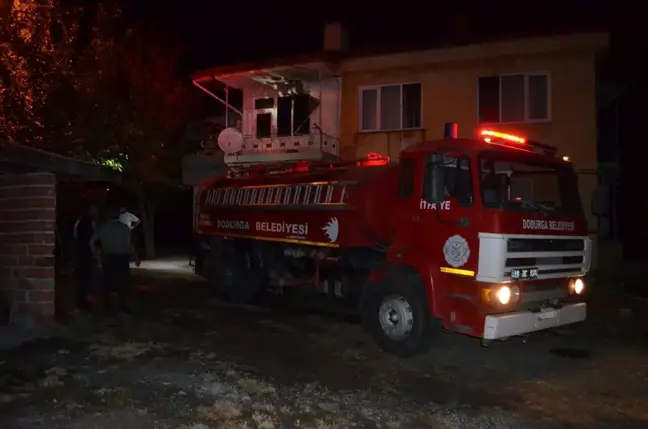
506;255;583;267
476;233;591;283
506;238;585;252
504;237;588;278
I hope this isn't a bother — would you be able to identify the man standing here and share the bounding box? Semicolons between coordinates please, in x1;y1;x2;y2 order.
90;206;137;321
74;205;98;312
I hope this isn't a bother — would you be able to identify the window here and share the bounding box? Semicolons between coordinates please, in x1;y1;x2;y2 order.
478;73;550;124
255;94;314;138
359;83;422;131
277;96;292;136
442;156;473;206
276;94;313;137
479;151;583;215
292;94;312;135
422;155;473;206
254;98;274;110
254;98;274;138
256;113;271;138
398;158;415;199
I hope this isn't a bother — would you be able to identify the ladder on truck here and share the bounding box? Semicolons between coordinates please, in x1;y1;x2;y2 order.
205;153;389;208
227;160;338;178
207;180;352;208
226;152;389;178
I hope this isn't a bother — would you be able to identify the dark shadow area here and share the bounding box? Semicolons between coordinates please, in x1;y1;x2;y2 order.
550;347;591;359
1;270;647;428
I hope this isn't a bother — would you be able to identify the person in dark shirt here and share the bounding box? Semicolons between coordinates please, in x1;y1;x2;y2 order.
74;205;98;312
90;206;137;321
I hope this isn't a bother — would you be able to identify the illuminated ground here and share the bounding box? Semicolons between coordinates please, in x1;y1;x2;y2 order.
129;255;198;277
1;272;647;429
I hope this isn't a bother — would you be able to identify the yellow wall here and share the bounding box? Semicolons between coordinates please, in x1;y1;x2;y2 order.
338;38;603;229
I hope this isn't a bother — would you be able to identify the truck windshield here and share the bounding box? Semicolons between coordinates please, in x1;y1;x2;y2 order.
478;151;583;216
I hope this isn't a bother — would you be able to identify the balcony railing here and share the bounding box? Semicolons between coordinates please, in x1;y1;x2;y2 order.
223;133;339;164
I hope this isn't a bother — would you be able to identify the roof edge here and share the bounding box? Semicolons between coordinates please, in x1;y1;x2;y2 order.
191;52;341;82
341;32;610;73
0;139;122;183
191;32;609;82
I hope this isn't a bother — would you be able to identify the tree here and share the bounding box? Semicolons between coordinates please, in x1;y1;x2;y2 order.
2;0;204;259
0;0;83;149
74;5;203;259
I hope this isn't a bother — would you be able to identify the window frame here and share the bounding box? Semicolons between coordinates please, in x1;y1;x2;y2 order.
358;82;423;132
422;153;474;207
477;72;552;125
440;155;474;207
477;150;583;216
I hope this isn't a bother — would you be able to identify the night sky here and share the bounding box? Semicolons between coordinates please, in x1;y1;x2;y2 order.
124;0;624;74
119;0;640;156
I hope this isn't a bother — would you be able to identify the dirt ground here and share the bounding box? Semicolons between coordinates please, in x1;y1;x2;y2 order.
1;274;647;429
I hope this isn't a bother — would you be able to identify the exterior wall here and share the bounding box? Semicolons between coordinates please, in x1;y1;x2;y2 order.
0;173;57;325
339;40;602;230
303;77;341;139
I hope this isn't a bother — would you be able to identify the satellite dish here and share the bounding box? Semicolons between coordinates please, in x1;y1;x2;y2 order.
217;127;244;153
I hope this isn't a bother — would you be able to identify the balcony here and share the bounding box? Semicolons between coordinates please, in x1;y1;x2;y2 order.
223;133;339;165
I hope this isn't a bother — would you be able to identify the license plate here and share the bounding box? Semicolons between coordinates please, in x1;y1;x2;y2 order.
511;267;539;280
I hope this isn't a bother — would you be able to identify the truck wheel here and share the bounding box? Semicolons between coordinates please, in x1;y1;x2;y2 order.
207;240;264;305
361;268;439;357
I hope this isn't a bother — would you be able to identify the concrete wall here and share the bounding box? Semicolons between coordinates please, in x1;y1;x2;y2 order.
0;172;57;325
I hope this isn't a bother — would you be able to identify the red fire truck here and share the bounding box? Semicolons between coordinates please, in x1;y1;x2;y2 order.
193;126;590;357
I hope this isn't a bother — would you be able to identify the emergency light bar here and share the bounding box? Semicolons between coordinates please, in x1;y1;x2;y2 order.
480;130;525;144
479;129;557;157
357;152;390;167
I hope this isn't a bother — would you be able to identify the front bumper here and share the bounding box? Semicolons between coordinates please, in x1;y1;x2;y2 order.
483;302;586;340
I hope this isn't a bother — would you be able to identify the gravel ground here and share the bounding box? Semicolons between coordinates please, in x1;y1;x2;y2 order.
0;276;647;429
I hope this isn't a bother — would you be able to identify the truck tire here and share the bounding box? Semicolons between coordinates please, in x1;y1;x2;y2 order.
206;239;265;305
360;267;440;357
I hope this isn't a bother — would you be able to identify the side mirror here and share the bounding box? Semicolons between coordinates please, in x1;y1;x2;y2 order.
430;157;445;204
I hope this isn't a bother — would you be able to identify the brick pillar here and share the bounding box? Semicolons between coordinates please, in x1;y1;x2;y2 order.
0;172;57;325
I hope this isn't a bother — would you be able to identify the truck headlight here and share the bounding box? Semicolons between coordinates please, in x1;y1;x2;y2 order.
570;278;585;295
496;286;513;305
482;285;520;306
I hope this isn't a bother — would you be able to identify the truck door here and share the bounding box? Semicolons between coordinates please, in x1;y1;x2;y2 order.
417;153;476;323
392;157;418;251
416;153;476;271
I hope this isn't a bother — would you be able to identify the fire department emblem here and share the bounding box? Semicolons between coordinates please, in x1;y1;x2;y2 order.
323;217;339;243
443;234;470;268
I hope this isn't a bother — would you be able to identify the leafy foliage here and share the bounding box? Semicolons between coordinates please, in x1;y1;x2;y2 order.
73;2;201;185
1;0;202;183
0;0;82;149
2;0;205;258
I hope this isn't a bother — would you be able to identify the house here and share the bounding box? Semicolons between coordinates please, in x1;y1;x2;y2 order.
186;23;608;233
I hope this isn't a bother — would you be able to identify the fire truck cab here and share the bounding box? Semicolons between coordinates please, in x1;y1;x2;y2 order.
194;125;590;357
